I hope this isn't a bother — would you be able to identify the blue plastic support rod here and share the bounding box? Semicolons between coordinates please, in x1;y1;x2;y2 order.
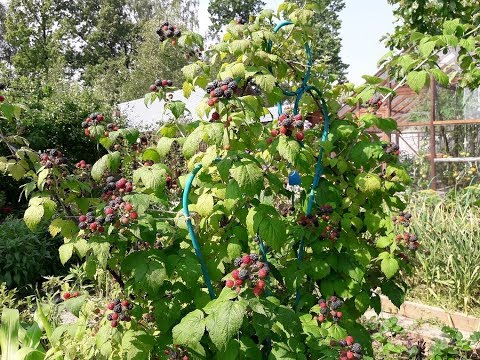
182;163;216;299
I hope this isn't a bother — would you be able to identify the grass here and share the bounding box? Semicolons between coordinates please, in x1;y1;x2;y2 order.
405;187;480;315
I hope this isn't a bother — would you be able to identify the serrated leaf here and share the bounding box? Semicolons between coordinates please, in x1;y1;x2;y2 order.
166;101;187;119
206;300;247;351
443;19;460;35
429;68;449;87
254;74;276;93
91;152;121;181
183;125;205;158
355;173;381;193
381;255;399;279
406;70;429;93
133;164;168;193
418;40;436;58
172;310;205;346
142;148;161;163
230;160;263;196
230;39;250;55
278;136;301;164
195;193;214;217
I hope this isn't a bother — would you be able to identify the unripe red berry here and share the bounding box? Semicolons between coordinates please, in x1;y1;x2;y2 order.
105;207;114;215
129;211;138;220
294;114;303;121
279;126;288;134
207;98;215;107
296;132;304;141
320;302;327;308
0;95;5;102
149;84;157;92
211;112;220;121
79;215;87;222
225;280;234;288
72;291;80;297
210;90;216;98
111;320;118;327
279;114;286;121
97;226;104;233
346;351;354;359
266;137;273;144
107;303;115;310
232;269;239;279
124;203;133;212
97;114;104;122
63;292;71;300
89;222;97;231
121;300;129;307
270;129;278;137
242;255;251;264
258;268;268;279
336;311;343;318
317;314;325;322
253;286;262;297
346;336;354;346
235;279;243;286
161;79;168;86
257;280;265;289
121;216;129;225
111;312;119;320
84;128;90;136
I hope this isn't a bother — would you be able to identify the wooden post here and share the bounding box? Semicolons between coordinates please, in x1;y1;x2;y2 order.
429;77;437;190
385;77;392;143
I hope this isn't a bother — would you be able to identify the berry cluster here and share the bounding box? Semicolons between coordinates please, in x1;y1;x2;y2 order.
270;113;305;142
297;213;319;227
321;225;340;241
102;176;134;198
318;204;334;220
74;159;91;169
205;78;237;107
164;345;189;360
149;79;173;93
81;113;104;129
39;149;67;168
280;205;296;217
62;291;81;300
315;296;344;323
156;22;181;43
78;211;106;233
225;254;268;296
0;83;5;102
366;96;382;109
392;211;412;227
234;15;247;25
132;240;162;251
332;336;363;360
395;232;419;250
106;123;120;133
382;142;400;156
166;175;177;190
103;197;138;227
106;298;133;327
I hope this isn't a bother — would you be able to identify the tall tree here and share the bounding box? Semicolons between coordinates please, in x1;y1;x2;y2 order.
207;0;265;39
0;2;12;63
307;0;348;81
386;0;480;50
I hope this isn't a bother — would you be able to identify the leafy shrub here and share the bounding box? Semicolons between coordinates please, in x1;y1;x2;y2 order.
0;217;63;289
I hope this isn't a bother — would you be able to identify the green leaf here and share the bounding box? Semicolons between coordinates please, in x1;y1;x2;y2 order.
183;125;205;158
429;68;449;87
254;74;276;93
226;63;246;79
381;282;405;308
166;101;187;119
142;148;161;163
157;137;174;157
385;165;411;184
278;136;301;164
183;81;194;98
443;19;460;35
230;39;250;55
120;330;154;360
58;244;74;265
195;193;215;217
381;255;399;279
361;75;383;85
246;205;287;251
172;310;205;346
91;152;121;181
355;173;382;193
206;300;247;351
0;308;19;360
24;205;44;230
230;160;263;197
418;40;436;58
133;164;168;193
406;70;429;93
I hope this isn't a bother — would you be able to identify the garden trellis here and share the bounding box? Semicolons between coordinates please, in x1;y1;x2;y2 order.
182;19;331;302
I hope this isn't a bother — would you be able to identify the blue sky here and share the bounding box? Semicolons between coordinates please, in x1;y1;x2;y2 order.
197;0;396;84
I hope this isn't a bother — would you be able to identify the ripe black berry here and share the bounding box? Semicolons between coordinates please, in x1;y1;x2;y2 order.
105;214;115;223
339;340;347;347
96;216;105;224
238;269;249;280
79;222;87;229
119;313;126;321
114;304;122;313
228;81;237;90
213;88;223;97
173;30;181;38
86;215;95;224
249;254;259;261
107;313;113;321
127;303;134;310
106;176;115;183
167;80;173;86
234;258;242;267
113;298;121;305
331;299;344;310
224;89;233;98
351;343;362;353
